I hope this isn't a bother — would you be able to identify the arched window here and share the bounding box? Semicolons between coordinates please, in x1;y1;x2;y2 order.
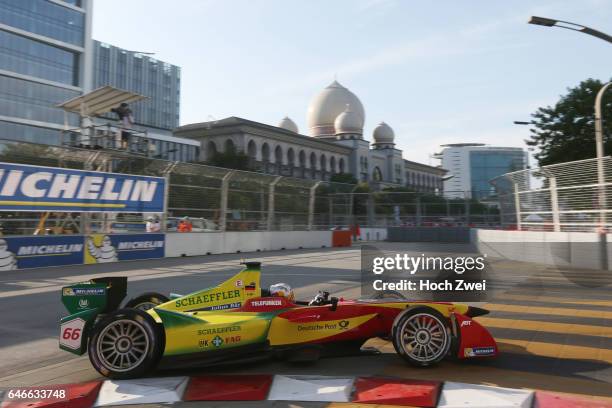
224;139;235;154
247;140;257;159
299;150;306;167
339;158;345;173
205;141;217;161
330;156;336;174
261;143;270;162
310;152;317;169
320;154;327;172
274;145;283;165
372;166;383;182
287;148;295;168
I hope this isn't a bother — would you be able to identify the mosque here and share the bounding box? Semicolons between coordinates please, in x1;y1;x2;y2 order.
175;80;446;192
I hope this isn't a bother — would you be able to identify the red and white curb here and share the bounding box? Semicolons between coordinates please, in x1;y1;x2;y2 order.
1;375;611;408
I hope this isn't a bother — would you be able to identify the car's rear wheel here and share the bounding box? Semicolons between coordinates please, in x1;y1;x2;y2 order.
392;307;450;367
125;292;169;311
88;309;163;379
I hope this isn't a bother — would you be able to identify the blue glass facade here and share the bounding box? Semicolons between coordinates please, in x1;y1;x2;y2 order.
0;0;85;147
470;150;526;199
0;0;84;46
0;29;79;85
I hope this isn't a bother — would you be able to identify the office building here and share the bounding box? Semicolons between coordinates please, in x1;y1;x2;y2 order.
0;0;198;162
433;143;528;199
0;0;92;145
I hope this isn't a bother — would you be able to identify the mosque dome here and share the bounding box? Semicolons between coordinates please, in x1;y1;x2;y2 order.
278;116;298;133
307;80;365;137
334;104;363;135
373;121;395;146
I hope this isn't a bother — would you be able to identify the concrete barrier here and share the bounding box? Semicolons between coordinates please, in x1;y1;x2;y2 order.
388;227;472;243
165;231;332;257
359;228;387;241
471;229;608;270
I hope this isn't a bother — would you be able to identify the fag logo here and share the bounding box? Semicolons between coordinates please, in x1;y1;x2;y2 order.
212;335;224;348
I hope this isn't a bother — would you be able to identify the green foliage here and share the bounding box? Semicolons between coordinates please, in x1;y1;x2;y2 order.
330;172;358;184
526;78;612;166
204;150;253;171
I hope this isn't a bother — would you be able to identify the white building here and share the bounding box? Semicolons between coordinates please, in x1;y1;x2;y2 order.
176;80;446;192
433;143;528;199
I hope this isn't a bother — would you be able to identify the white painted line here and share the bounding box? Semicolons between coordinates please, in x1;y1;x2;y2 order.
94;376;189;406
438;381;534;408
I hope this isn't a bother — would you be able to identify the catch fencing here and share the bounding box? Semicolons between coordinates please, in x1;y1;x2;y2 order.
491;156;612;232
0;139;500;236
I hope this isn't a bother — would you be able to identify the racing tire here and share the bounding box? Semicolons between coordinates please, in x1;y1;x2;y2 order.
88;308;164;379
125;292;169;311
391;307;451;367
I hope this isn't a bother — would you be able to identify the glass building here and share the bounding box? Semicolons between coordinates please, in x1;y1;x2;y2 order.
470;149;527;199
0;0;89;145
0;0;198;161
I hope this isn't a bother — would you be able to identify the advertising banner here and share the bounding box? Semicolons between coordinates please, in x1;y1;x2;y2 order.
84;233;165;264
0;162;165;213
0;235;84;270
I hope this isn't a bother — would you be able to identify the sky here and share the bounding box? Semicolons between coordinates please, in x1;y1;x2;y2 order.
93;0;612;165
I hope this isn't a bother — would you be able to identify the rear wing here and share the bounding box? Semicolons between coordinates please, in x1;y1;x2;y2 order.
60;277;127;355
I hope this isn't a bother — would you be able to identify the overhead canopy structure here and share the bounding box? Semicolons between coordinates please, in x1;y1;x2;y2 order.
57;86;147;117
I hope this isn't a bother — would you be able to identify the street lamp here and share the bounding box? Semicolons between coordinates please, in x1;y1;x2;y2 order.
529;16;612;230
528;16;612;43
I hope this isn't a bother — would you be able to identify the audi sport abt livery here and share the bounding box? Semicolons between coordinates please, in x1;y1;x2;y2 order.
59;262;498;379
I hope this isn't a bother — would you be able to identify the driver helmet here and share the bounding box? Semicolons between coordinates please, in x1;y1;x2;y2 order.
269;283;294;302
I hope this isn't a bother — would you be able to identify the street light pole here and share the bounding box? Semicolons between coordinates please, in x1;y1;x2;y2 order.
528;16;611;230
595;82;612;228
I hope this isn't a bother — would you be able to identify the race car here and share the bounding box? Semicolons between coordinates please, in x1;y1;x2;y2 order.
59;262;497;379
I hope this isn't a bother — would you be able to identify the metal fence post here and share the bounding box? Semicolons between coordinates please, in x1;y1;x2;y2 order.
513;182;522;231
415;196;422;226
219;170;235;232
307;181;322;230
267;176;282;231
549;177;561;232
162;161;178;232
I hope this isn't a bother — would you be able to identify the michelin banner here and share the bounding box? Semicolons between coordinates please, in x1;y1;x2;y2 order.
0;162;165;213
84;234;165;264
0;234;165;270
0;235;85;270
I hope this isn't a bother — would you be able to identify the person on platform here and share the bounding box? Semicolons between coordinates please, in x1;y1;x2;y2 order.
110;103;134;149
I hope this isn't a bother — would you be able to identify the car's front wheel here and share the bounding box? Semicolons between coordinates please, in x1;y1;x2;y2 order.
88;309;163;379
391;307;450;367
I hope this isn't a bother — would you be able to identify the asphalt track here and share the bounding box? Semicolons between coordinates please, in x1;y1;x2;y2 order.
0;242;610;404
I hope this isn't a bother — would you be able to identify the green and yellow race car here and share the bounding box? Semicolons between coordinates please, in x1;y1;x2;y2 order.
59;262;497;379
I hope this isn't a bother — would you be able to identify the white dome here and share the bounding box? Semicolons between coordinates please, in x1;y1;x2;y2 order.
279;116;298;133
373;121;395;145
334;104;363;135
307;80;365;137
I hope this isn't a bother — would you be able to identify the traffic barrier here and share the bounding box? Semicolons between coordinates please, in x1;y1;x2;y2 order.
534;391;612;408
93;377;188;406
332;230;352;247
267;375;354;402
183;374;273;401
438;381;534;408
1;382;102;408
352;377;441;407
7;375;612;407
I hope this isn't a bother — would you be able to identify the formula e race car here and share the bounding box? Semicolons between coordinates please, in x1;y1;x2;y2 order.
59;262;498;379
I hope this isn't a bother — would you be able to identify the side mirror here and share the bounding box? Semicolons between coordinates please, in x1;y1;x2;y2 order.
329;297;338;311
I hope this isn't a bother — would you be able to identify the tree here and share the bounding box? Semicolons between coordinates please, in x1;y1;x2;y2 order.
203;150;253;171
526;78;612;166
330;172;358;184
